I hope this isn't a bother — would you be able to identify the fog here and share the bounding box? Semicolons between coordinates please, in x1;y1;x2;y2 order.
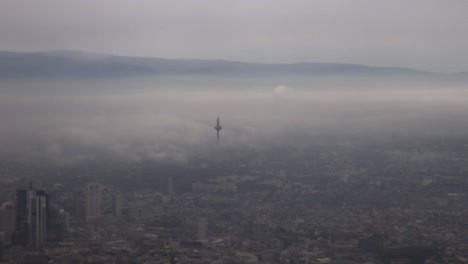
1;77;468;168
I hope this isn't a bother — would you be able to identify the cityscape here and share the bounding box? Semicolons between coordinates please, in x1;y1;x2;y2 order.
2;1;468;264
1;124;468;263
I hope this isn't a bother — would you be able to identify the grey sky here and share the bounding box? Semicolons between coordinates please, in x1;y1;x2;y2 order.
1;0;468;72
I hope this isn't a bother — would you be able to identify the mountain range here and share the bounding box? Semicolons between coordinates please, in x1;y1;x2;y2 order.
0;50;466;80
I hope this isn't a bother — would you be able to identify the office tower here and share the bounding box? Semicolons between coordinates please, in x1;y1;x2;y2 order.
13;182;49;247
13;188;28;245
112;195;122;217
30;191;48;247
0;203;15;243
197;217;207;241
86;183;102;221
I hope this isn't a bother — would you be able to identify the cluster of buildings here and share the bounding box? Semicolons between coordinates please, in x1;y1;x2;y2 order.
0;170;466;263
0;182;103;253
0;141;468;263
0;182;50;248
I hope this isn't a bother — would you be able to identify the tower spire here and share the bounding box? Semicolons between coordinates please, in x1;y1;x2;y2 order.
214;115;223;144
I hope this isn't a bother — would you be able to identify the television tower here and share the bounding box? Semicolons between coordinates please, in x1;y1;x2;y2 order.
214;115;222;144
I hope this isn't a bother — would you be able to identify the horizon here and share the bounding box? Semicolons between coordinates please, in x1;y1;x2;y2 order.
2;1;468;73
0;49;460;74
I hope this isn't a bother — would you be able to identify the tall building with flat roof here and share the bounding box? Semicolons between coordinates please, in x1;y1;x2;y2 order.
13;183;49;247
86;183;102;221
14;188;28;245
30;192;48;247
0;203;15;244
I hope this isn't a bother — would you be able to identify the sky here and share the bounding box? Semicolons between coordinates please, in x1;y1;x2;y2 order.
1;0;468;72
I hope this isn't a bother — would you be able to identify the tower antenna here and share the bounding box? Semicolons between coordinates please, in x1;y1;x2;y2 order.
214;114;223;144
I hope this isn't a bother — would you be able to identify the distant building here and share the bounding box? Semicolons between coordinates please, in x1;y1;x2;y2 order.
30;191;48;247
14;188;28;245
13;183;49;247
0;203;15;244
112;195;122;217
86;183;102;221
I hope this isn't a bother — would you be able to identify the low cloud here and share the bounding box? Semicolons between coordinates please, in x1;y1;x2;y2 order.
1;78;468;167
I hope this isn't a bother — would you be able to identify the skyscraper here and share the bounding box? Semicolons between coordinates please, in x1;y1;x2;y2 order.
86;183;102;221
0;203;15;244
13;182;49;247
13;188;28;245
30;191;48;247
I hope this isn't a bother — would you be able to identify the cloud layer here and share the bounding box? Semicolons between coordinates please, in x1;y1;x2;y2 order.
1;78;468;166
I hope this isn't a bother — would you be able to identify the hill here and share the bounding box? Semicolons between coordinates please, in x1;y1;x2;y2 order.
0;50;438;79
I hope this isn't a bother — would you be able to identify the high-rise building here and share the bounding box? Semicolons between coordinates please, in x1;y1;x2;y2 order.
30;191;48;247
86;183;102;221
0;203;15;244
13;188;28;245
13;182;49;247
112;195;122;217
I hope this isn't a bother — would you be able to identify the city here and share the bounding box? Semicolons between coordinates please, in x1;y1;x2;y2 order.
0;132;467;263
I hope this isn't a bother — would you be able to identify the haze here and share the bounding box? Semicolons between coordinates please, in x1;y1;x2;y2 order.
1;1;468;169
1;76;468;169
